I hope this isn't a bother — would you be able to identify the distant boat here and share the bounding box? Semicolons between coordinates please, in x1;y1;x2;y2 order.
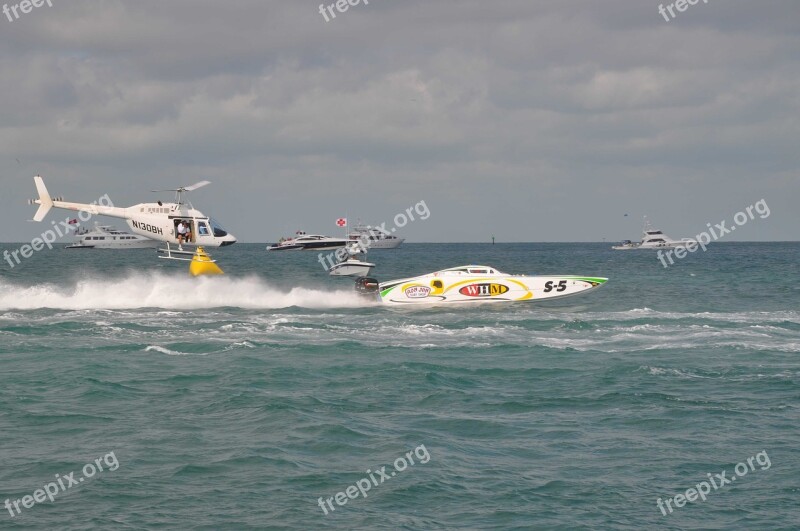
347;223;404;249
328;243;375;277
66;223;159;249
612;219;698;250
267;231;348;251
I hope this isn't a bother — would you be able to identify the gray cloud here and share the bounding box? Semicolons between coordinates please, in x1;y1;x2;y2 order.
1;0;797;243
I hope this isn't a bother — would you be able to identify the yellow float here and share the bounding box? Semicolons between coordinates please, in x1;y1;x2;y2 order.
189;246;224;276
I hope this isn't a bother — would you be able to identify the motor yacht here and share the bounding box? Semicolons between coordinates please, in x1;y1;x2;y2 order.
612;220;697;250
65;223;159;249
267;231;348;251
347;223;404;249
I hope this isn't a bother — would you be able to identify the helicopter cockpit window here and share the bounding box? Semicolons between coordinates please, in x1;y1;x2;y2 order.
210;218;228;237
198;222;210;236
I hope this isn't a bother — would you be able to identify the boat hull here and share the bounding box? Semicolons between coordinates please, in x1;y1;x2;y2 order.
348;237;404;249
612;242;695;250
268;239;348;251
266;244;304;251
66;240;158;249
369;238;403;249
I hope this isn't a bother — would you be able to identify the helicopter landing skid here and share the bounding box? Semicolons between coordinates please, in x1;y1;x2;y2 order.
157;243;216;262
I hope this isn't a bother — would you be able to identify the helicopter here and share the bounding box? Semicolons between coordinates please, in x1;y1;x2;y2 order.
28;175;237;261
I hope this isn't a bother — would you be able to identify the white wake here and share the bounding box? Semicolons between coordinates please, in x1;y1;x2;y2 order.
0;272;368;310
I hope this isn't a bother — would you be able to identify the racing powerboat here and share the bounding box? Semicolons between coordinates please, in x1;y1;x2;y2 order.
355;265;607;304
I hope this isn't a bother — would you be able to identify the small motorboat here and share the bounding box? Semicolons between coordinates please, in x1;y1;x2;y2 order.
328;243;375;277
329;257;376;277
611;239;639;250
355;265;607;305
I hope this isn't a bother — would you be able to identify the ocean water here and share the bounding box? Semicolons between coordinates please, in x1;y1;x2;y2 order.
0;242;798;530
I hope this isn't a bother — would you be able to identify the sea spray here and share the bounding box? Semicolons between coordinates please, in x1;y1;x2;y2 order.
0;272;368;311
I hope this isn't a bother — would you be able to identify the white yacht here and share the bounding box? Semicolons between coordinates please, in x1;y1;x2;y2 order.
267;231;348;251
66;224;159;249
612;220;697;250
347;223;404;249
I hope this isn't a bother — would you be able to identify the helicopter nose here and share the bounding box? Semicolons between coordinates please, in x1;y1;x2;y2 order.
220;234;237;246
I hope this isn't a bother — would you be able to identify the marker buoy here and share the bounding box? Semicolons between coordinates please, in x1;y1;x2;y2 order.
189;246;224;276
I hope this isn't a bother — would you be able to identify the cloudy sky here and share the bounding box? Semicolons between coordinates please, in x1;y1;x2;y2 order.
0;0;797;243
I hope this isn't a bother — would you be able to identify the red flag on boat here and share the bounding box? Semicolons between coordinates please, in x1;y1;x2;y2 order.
336;218;347;227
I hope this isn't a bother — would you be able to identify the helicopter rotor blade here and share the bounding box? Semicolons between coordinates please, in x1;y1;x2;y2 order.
151;189;181;193
184;181;210;191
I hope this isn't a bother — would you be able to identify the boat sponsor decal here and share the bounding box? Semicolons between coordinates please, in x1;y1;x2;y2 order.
404;285;431;298
458;283;509;297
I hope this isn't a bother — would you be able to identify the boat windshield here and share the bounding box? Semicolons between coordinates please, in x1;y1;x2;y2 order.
210;218;228;237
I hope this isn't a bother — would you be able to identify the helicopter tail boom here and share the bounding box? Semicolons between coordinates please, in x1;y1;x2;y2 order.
30;176;128;221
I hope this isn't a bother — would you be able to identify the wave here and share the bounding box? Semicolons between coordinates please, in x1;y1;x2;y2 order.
144;345;201;356
0;272;368;311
